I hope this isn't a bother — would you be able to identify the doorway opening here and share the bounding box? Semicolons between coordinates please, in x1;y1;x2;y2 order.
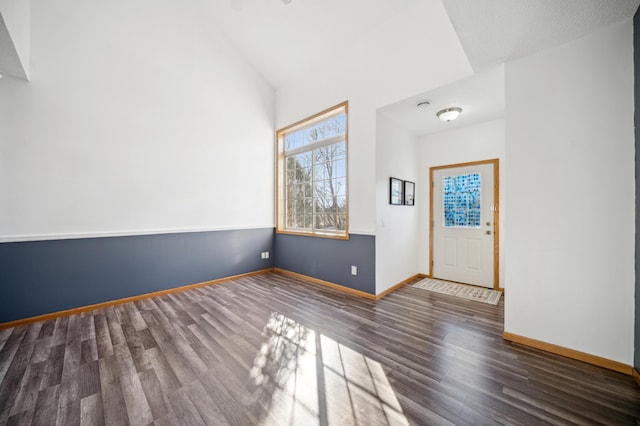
429;159;500;290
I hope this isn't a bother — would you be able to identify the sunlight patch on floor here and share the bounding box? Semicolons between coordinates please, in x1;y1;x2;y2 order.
248;312;409;425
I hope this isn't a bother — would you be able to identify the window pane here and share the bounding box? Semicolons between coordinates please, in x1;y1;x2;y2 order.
286;214;298;229
334;178;346;198
314;162;328;180
314;198;330;212
303;213;313;230
286;170;295;184
334;158;346;178
314;143;345;184
314;142;345;163
314;213;346;232
286;157;296;170
443;173;481;228
287;152;312;171
304;197;313;214
284;113;346;152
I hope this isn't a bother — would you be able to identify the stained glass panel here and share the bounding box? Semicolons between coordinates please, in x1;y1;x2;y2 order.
443;173;481;228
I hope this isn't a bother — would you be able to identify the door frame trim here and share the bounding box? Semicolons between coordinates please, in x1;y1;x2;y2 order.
429;159;501;290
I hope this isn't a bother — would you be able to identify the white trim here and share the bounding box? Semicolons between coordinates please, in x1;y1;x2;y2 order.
1;226;375;243
348;229;375;236
0;225;276;243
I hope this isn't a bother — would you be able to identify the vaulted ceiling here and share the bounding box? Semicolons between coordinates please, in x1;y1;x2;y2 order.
189;0;640;91
1;0;638;135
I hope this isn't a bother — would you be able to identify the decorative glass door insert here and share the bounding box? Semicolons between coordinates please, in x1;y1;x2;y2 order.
443;173;481;228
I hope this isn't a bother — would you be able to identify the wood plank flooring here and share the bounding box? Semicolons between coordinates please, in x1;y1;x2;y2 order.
0;272;639;425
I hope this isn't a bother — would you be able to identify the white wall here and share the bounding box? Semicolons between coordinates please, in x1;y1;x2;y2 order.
504;20;635;364
0;0;275;241
417;119;506;288
375;113;419;293
275;0;472;236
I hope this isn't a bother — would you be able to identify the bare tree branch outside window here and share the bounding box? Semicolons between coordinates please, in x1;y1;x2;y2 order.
282;109;347;235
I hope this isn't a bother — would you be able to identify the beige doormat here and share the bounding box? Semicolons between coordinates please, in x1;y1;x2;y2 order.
412;278;502;305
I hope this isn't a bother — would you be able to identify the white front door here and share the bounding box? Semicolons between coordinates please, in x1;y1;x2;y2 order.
431;160;498;288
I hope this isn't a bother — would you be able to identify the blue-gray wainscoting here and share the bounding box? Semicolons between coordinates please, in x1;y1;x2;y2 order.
274;233;375;294
0;228;274;323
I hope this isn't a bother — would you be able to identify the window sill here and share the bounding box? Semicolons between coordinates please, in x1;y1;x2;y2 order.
275;229;349;240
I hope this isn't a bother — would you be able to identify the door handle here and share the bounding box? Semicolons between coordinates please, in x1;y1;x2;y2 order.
486;230;491;235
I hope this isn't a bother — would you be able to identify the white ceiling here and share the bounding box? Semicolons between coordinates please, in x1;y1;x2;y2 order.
379;0;639;136
205;0;640;90
378;65;505;137
2;0;638;136
203;0;417;89
443;0;640;72
210;0;639;136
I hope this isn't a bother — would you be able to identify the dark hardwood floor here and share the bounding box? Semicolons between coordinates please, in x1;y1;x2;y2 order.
0;272;639;425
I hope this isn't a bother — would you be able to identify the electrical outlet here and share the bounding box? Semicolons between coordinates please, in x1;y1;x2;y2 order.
264;251;269;259
351;265;358;276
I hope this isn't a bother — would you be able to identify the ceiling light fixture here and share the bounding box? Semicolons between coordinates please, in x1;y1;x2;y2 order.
437;107;462;122
416;100;431;108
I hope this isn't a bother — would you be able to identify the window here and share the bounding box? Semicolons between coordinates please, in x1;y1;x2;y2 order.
443;173;481;228
277;102;348;238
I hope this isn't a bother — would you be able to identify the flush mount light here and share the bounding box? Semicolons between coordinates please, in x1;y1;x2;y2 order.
437;107;462;122
416;99;431;108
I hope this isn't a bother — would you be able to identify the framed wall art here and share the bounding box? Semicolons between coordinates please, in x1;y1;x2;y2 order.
404;180;415;206
389;177;403;205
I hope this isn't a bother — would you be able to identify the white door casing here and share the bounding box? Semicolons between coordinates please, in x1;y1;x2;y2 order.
430;160;499;289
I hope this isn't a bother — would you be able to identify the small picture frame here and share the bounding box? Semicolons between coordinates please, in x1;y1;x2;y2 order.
390;177;403;205
404;180;415;206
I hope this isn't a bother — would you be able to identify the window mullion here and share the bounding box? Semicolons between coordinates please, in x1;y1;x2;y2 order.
284;134;344;157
